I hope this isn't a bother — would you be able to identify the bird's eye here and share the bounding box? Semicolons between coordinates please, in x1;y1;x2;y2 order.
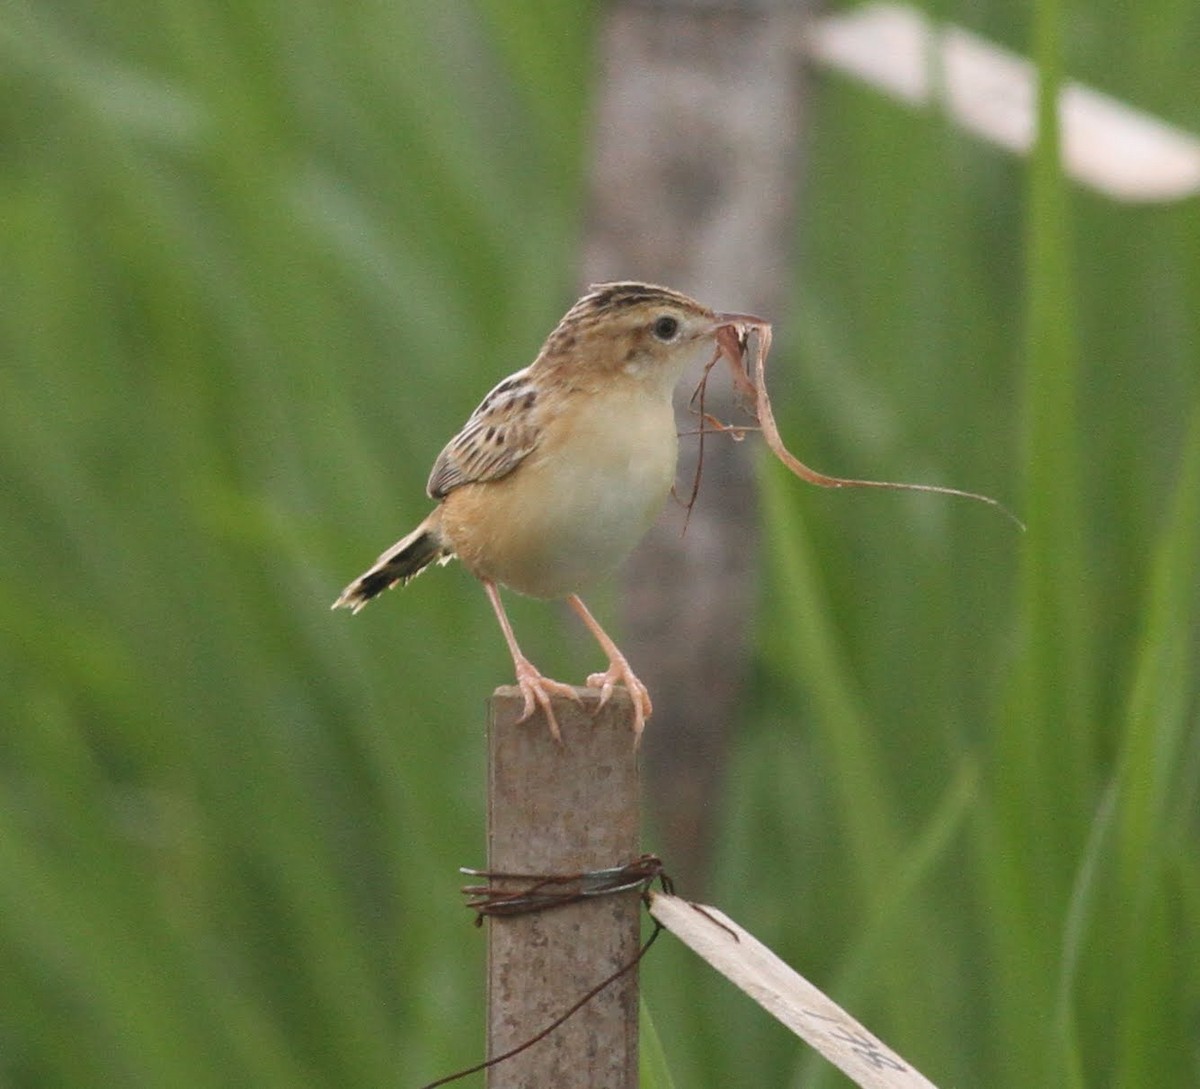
652;315;680;341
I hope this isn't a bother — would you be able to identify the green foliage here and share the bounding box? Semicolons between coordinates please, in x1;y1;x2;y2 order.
640;999;678;1089
1;1;1197;1087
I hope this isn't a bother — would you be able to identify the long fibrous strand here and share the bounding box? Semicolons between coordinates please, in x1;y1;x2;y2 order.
701;322;1025;531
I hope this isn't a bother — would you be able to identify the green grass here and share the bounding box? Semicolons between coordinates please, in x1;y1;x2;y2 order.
1;1;1197;1087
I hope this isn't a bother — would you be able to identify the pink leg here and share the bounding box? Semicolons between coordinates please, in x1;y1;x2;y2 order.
566;594;653;744
484;580;579;741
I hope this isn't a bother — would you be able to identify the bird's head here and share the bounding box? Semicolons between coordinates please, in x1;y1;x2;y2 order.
537;282;744;391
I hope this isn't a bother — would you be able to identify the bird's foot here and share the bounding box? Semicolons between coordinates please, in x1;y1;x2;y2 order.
512;656;581;743
586;657;653;745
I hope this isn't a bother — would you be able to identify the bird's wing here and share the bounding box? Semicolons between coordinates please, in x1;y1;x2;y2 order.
426;368;542;499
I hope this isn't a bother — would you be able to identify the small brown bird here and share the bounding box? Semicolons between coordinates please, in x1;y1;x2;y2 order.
333;282;755;742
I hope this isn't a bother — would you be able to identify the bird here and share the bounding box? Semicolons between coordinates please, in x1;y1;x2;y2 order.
332;282;756;743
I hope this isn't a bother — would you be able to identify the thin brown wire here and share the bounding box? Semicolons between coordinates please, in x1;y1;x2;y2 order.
417;856;673;1089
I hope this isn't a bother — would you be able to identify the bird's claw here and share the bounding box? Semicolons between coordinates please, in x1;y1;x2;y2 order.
584;671;615;708
585;665;652;746
512;657;581;743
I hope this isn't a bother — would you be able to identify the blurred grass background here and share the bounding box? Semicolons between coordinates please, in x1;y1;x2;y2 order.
1;1;1197;1087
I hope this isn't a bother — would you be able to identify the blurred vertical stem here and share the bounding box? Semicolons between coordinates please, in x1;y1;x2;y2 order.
986;0;1095;1082
639;998;678;1089
1110;404;1200;1087
1018;0;1093;855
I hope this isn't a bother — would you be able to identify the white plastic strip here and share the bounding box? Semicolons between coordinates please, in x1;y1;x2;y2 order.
649;892;940;1089
804;2;1200;202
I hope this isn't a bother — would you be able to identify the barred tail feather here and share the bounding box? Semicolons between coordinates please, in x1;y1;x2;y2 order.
332;513;453;613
